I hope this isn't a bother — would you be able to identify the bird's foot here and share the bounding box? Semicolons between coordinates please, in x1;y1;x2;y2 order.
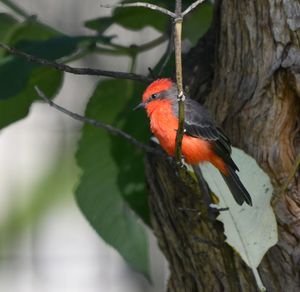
209;204;229;213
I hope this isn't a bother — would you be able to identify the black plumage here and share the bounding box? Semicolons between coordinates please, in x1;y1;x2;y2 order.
172;96;252;206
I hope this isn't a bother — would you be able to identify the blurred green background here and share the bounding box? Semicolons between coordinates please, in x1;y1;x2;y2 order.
0;1;212;291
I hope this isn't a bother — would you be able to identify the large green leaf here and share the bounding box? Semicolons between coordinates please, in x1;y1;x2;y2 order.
0;19;64;129
183;2;213;45
0;18;109;129
76;79;150;278
87;0;212;33
86;0;173;33
0;65;63;129
111;83;150;224
114;7;168;31
7;19;59;44
0;13;18;41
86;8;168;32
0;35;97;100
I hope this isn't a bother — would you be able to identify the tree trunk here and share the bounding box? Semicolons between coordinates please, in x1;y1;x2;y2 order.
145;0;300;291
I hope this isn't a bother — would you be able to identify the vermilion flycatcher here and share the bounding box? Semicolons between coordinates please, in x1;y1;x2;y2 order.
136;78;252;206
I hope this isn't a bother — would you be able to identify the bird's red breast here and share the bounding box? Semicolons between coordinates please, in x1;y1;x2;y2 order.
140;79;252;205
145;96;227;173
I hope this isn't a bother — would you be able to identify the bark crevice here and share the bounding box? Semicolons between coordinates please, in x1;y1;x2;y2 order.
146;0;300;290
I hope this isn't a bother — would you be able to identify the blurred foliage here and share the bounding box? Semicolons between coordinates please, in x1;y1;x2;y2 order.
0;0;213;279
0;151;78;253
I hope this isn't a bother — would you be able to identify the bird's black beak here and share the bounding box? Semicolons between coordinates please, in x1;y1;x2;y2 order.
133;102;145;111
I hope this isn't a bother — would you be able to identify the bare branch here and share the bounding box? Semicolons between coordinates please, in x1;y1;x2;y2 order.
158;40;174;76
0;42;152;83
182;0;206;17
174;0;185;162
100;2;176;18
157;24;174;76
35;87;163;156
175;0;182;16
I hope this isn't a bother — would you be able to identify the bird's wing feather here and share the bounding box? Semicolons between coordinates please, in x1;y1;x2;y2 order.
175;98;238;171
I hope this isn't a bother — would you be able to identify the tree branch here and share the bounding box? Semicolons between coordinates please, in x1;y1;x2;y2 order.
0;42;152;83
35;87;163;156
182;0;206;17
100;2;176;18
174;0;185;162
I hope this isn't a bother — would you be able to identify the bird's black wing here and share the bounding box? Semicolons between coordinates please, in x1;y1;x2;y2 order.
173;98;237;171
173;98;252;205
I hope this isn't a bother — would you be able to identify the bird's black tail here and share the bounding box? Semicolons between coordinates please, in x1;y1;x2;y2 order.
221;167;252;206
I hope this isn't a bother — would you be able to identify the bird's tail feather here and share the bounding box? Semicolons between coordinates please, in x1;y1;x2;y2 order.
221;167;252;206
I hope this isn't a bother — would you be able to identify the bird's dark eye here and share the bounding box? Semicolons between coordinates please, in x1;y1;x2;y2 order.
151;93;158;99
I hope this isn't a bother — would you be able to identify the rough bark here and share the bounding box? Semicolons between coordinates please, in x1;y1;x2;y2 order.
145;0;300;291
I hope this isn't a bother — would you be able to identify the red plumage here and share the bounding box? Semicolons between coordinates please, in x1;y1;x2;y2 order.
140;78;252;206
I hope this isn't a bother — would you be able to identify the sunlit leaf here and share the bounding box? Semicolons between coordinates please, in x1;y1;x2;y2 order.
199;148;277;291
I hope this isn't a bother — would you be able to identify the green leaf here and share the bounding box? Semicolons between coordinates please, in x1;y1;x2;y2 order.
7;19;59;44
0;36;70;100
86;0;213;36
114;7;168;31
0;20;112;100
0;13;18;41
0;13;19;56
0;18;109;129
183;2;213;46
76;79;150;278
0;20;66;129
0;66;63;129
84;16;114;33
111;85;150;224
86;0;173;33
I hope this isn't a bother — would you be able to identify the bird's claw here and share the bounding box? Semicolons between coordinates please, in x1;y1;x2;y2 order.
176;159;186;169
209;204;229;212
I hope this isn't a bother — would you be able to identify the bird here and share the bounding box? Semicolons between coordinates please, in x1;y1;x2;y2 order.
135;78;252;206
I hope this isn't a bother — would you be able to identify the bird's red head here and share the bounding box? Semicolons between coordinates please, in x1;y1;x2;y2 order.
142;78;173;103
133;78;176;112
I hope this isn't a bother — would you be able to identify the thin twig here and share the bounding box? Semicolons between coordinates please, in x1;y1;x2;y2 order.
35;87;163;156
100;2;176;18
182;0;206;17
105;34;167;55
174;0;185;162
0;42;152;83
158;27;174;76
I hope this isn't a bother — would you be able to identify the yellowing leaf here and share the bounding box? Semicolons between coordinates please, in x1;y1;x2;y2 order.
199;148;277;291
